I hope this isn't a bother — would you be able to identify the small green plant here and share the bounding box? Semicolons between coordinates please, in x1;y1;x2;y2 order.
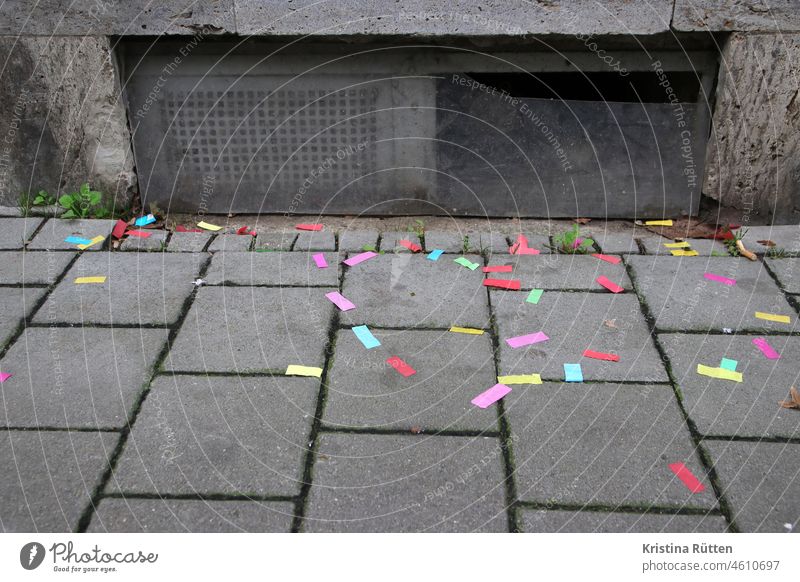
766;246;787;259
408;219;425;239
462;235;471;254
724;227;748;257
58;183;109;219
362;244;376;252
552;224;594;254
33;190;57;206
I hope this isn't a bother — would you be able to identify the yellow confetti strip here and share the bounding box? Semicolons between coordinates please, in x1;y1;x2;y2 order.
497;374;542;385
663;241;690;248
77;235;105;250
74;276;107;284
197;221;222;231
285;365;323;378
449;326;484;335
696;364;742;382
755;311;791;324
670;249;698;257
645;220;673;226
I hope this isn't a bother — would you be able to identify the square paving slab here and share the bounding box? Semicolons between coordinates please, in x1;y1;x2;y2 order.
108;375;318;496
627;256;796;332
641;238;729;256
520;509;728;532
340;253;490;329
253;231;296;251
0;430;118;532
304;433;508;532
508;254;631;290
33;253;206;325
165;286;334;372
294;229;336;251
423;230;469;253
325;329;499;432
0;287;46;349
765;258;800;294
0;217;43;249
338;229;379;252
741;225;800;255
0;251;74;284
506;383;717;509
205;252;339;286
88;499;295;532
704;440;800;532
208;234;253;252
590;231;653;254
0;328;166;429
380;231;421;252
119;230;167;251
493;291;667;382
660;333;800;438
27;219;114;251
167;231;212;252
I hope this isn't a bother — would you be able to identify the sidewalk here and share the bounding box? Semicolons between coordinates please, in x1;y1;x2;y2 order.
1;217;799;533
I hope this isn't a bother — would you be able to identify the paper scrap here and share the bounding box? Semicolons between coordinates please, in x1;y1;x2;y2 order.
197;221;222;231
65;236;93;246
583;349;620;362
596;276;624;293
779;386;800;410
645;220;673;226
752;337;780;359
564;363;583;382
497;374;542;385
398;239;422;253
111;219;128;239
343;251;377;266
134;214;156;227
509;234;541;255
454;257;479;270
591;253;621;264
516;246;540;255
471;383;512;409
696;364;742;382
0;372;12;383
77;235;105;250
285;365;323;378
312;253;328;269
387;356;416;377
127;230;152;238
483;278;521;290
719;358;738;371
74;276;107;284
449;326;484;335
325;291;355;312
525;289;543;304
755;311;791;324
505;331;549;349
296;223;323;231
668;462;705;493
482;265;513;273
427;249;444;261
671;249;699;257
704;272;736;286
236;225;256;236
663;241;690;248
352;325;380;349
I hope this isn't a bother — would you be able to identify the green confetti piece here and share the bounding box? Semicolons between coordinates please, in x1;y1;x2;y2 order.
454;257;479;270
720;357;738;371
526;289;543;304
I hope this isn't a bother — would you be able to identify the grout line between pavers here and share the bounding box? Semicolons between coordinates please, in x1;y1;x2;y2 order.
761;258;800;320
622;257;739;532
23;216;49;248
319;425;500;438
102;492;296;503
700;435;800;444
514;500;724;517
0;426;121;433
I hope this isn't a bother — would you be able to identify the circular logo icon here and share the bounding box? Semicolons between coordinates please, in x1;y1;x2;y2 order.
20;542;45;570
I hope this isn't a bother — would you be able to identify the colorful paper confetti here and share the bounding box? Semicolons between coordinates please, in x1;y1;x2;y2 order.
296;224;323;231
197;221;222;231
454;257;479;270
482;265;513;273
285;365;323;378
325;291;356;312
663;241;690;248
719;358;738;371
352;325;381;349
525;289;543;304
134;214;156;227
77;235;105;250
752;337;780;359
696;364;742;382
74;276;107;284
583;349;620;362
645;220;673;226
483;279;521;290
111;219;128;239
127;230;152;238
670;249;699;257
398;239;422;252
343;251;377;266
668;462;705;493
0;372;12;383
497;374;542;385
64;236;93;246
704;273;736;286
564;363;583;382
449;326;484;335
387;356;416;377
312;253;328;269
505;332;549;349
596;276;624;293
755;311;791;324
427;249;444;261
591;253;621;264
471;383;512;408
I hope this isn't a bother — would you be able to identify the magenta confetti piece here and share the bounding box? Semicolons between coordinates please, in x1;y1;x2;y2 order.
703;272;736;286
343;251;377;266
325;291;356;312
0;372;12;383
752;337;780;359
471;383;512;409
505;331;549;349
312;253;328;269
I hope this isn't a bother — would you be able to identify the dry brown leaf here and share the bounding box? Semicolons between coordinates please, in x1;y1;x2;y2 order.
779;386;800;410
603;319;618;329
574;217;592;224
756;239;776;247
639;217;721;239
410;426;424;434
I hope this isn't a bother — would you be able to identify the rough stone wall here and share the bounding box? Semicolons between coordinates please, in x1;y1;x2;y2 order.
0;36;135;208
703;32;800;220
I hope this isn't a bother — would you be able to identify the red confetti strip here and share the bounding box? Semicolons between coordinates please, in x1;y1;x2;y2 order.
296;223;323;231
583;349;620;362
237;225;256;236
175;225;204;233
596;275;624;293
483;279;521;290
387;356;416;377
482;265;513;273
591;253;621;265
398;239;422;252
669;462;705;493
127;230;152;238
111;219;128;239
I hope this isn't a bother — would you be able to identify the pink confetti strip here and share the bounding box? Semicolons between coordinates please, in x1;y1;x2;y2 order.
596;276;624;293
591;253;621;265
387;356;416;377
0;372;12;383
505;331;549;349
127;230;152;238
703;272;736;286
668;462;705;493
752;337;780;359
325;291;356;312
471;383;512;409
343;251;377;266
312;253;328;269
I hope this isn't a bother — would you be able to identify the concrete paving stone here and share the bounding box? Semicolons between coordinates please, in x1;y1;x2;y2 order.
340;253;490;328
109;375;318;496
305;433;508;532
506;254;632;290
659;333;800;438
507;383;717;509
0;250;74;284
338;229;379;252
119;230;168;251
325;329;499;432
165;286;334;372
591;231;653;254
208;233;254;252
253;231;296;251
480;231;511;256
88;499;295;532
33;253;206;325
627;256;796;332
205;252;339;286
0;217;43;249
741;225;800;254
294;229;336;251
423;230;468;253
380;231;422;252
166;231;212;252
765;257;800;294
493;291;667;382
704;440;800;532
0;430;118;532
0;327;166;429
641;238;729;256
0;287;46;349
27;219;115;251
520;509;728;532
516;234;552;253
